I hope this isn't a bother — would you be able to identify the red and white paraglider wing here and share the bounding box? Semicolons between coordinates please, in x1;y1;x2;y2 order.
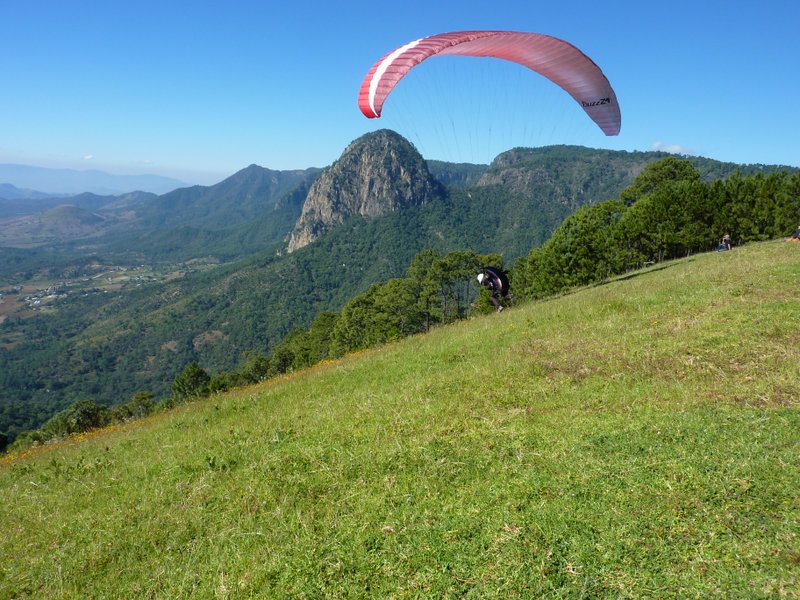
357;30;621;136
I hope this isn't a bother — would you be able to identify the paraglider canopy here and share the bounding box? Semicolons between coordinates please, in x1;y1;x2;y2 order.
358;30;621;136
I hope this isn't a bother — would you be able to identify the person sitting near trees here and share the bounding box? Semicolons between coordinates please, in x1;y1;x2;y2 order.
718;234;732;251
477;266;512;312
787;225;800;242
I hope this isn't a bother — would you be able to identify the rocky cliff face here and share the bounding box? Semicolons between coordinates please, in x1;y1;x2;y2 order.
286;130;442;252
476;147;577;198
474;146;637;212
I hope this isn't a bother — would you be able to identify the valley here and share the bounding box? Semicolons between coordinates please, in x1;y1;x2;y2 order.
0;258;222;335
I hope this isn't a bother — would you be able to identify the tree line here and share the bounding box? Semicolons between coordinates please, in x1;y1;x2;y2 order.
4;158;798;453
514;158;799;297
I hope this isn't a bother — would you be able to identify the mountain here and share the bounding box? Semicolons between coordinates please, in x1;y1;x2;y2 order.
477;146;639;207
0;166;320;263
0;163;191;195
135;164;320;231
0;185;86;219
11;205;108;240
0;183;60;202
0;192;152;247
1;131;795;441
287;130;442;252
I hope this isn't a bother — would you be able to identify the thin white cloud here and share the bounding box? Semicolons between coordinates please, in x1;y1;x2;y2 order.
83;154;94;161
650;141;693;156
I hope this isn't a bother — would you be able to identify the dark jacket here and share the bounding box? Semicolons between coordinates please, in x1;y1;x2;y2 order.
481;266;510;298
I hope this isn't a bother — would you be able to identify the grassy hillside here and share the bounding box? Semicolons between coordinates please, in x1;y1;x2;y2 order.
1;241;798;598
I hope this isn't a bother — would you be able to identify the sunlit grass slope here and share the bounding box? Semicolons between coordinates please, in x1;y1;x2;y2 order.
2;241;799;598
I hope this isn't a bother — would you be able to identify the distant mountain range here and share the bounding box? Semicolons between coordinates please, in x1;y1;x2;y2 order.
0;163;191;196
0;164;321;252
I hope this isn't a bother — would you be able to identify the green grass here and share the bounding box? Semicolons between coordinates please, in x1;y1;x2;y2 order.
2;241;799;598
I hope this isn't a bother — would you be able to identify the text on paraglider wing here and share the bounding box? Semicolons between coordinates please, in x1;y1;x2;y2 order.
581;98;611;107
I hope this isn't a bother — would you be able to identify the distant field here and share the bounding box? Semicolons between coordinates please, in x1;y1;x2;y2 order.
1;240;798;598
0;261;213;323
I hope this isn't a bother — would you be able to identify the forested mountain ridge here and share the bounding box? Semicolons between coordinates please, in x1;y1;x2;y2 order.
478;146;645;210
134;164;320;231
0;167;317;235
1;131;794;442
476;144;787;207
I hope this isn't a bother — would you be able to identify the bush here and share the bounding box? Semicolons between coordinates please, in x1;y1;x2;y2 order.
171;362;211;401
62;399;110;433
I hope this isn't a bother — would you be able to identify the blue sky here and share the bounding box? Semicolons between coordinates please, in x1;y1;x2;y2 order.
2;0;798;185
